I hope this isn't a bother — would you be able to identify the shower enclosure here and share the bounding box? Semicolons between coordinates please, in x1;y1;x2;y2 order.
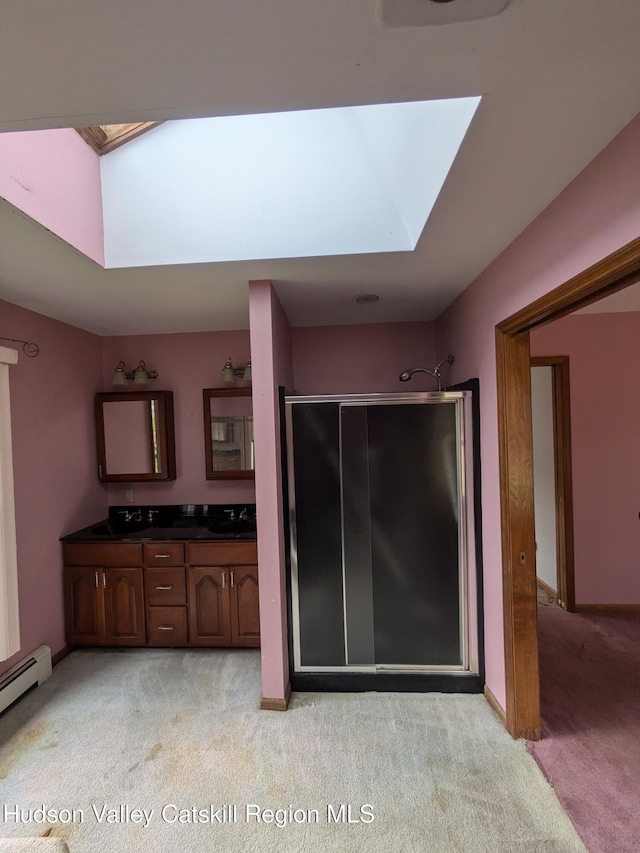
284;390;482;692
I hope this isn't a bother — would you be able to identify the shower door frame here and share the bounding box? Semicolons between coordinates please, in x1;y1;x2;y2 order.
285;391;480;684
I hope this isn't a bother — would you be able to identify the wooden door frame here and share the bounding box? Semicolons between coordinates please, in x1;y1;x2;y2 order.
497;235;640;739
529;356;575;612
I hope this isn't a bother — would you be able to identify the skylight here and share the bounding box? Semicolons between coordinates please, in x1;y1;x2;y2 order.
100;98;481;268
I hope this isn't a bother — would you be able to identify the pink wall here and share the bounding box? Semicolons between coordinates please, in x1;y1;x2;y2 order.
100;331;255;505
0;300;106;676
292;321;436;394
531;312;640;604
249;280;293;703
0;128;104;266
435;111;640;710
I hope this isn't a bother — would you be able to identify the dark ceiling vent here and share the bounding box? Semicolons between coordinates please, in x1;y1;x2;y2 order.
380;0;513;27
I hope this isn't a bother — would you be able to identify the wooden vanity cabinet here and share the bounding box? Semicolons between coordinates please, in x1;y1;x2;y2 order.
63;544;145;645
103;568;146;644
63;565;145;646
187;542;260;648
229;564;261;646
143;543;188;645
188;566;232;645
63;539;259;648
63;565;106;645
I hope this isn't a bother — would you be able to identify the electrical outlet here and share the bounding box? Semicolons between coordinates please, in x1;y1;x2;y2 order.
124;488;134;503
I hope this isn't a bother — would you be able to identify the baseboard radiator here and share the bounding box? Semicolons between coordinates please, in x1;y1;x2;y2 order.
0;645;52;714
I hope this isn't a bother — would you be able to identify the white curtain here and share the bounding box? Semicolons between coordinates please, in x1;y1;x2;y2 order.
0;345;19;661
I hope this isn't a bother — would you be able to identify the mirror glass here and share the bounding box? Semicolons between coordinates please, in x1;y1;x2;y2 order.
95;391;176;481
203;388;254;479
103;399;156;474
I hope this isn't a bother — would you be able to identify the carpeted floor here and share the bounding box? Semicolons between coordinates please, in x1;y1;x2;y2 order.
0;648;585;852
529;602;640;853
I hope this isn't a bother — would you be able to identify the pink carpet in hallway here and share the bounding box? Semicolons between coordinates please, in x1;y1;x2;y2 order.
527;603;640;853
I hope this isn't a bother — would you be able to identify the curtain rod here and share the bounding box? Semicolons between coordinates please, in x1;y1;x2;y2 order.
0;337;39;357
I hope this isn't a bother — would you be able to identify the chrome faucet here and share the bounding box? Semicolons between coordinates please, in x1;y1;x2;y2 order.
118;509;142;523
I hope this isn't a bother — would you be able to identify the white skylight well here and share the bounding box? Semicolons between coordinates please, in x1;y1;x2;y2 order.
101;97;481;268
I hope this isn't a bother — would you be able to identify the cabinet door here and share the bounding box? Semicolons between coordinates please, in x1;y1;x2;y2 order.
64;567;106;645
104;568;146;645
188;567;232;645
229;565;260;647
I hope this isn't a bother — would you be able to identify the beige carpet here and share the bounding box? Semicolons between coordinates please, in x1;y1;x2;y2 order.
0;649;585;852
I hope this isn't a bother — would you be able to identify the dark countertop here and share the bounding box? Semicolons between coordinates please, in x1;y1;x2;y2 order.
61;503;257;543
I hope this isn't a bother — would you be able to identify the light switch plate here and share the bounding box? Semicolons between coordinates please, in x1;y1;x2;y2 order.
124;488;134;503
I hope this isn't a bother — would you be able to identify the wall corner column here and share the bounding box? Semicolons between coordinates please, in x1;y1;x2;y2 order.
249;280;293;708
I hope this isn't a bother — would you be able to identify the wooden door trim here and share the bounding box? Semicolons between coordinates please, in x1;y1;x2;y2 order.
530;356;575;611
496;234;640;739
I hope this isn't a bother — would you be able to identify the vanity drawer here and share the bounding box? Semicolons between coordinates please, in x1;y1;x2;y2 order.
147;606;188;645
187;541;257;566
143;543;185;566
145;568;186;605
63;542;143;567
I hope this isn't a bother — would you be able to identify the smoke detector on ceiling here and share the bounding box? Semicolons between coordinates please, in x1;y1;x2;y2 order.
380;0;513;28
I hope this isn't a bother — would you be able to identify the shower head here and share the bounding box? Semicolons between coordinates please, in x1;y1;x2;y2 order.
399;368;429;382
398;356;454;390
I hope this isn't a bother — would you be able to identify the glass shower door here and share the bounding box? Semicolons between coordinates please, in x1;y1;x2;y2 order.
287;393;471;675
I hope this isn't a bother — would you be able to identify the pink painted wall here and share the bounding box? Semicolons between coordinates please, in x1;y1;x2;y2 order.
100;331;255;505
292;321;436;394
531;312;640;604
435;111;640;710
249;280;293;703
0;300;106;677
0;128;104;266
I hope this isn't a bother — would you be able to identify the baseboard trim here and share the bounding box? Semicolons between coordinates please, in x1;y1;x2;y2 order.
483;684;507;727
536;578;557;597
260;682;291;711
575;603;640;613
52;645;72;666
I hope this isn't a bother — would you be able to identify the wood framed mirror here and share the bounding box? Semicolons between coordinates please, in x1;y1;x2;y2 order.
95;390;176;482
203;388;254;480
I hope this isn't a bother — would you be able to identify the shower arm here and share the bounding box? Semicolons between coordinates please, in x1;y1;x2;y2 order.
398;356;454;391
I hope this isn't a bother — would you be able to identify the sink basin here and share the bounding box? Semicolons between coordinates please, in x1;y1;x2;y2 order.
89;522;256;540
91;521;152;537
207;519;257;535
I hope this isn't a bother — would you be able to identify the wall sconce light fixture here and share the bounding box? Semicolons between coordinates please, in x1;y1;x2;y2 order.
111;360;159;386
221;357;251;384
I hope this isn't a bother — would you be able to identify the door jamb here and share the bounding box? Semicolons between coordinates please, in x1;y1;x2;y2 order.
530;356;575;612
497;235;640;739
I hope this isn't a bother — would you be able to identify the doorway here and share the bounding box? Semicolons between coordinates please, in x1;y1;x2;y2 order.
530;356;575;611
496;234;640;739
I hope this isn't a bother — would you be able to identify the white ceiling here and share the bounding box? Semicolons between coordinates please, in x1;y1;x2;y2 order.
1;0;640;335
